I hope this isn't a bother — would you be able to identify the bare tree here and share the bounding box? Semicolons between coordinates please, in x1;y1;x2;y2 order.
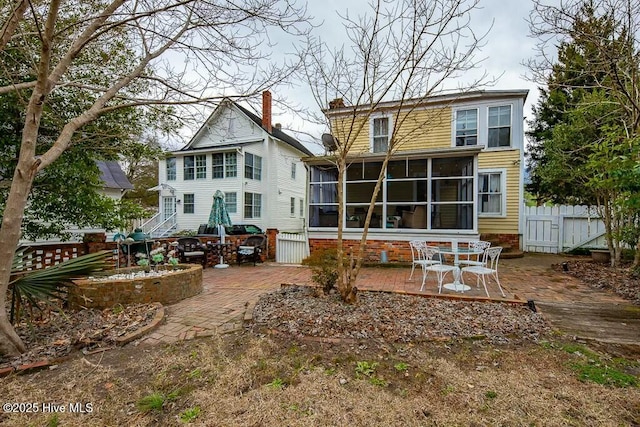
302;0;493;303
0;0;312;357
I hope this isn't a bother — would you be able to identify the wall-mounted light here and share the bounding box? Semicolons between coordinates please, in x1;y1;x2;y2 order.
176;199;182;204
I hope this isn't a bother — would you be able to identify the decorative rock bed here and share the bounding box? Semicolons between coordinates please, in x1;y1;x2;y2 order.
69;264;202;309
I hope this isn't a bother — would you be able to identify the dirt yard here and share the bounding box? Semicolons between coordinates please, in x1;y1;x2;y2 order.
1;313;639;425
1;257;639;426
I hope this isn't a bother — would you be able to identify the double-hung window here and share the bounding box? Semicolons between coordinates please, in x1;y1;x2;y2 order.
212;152;237;178
244;153;262;180
166;157;176;181
244;192;262;218
455;109;478;146
372;117;390;153
488;105;511;148
183;156;195;180
290;197;296;216
195;155;207;179
478;171;504;216
225;192;237;213
183;194;195;214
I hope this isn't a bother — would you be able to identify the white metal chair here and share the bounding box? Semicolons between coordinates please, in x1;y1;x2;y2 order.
420;246;460;293
460;246;506;297
408;240;441;281
458;240;491;267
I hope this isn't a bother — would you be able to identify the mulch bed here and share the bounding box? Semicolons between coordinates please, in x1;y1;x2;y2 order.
553;260;640;305
252;286;549;345
0;303;159;370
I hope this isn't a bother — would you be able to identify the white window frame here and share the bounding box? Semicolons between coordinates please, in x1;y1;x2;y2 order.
291;162;296;180
183;156;195;180
453;108;479;147
225;192;237;213
478;168;506;217
244;192;262;218
195;154;207;179
487;105;512;149
183;193;195;214
244;152;262;180
299;198;304;217
290;197;296;216
370;115;392;153
212;152;237;179
166;157;176;181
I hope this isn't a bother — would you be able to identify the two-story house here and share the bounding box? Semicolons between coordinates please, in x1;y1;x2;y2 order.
303;90;527;261
152;91;314;237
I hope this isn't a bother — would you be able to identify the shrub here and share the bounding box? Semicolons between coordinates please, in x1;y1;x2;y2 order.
302;248;341;294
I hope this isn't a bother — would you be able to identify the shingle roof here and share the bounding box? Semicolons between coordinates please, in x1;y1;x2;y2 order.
96;160;134;190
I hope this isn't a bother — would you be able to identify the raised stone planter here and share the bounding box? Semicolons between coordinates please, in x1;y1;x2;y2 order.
590;249;611;264
69;264;202;309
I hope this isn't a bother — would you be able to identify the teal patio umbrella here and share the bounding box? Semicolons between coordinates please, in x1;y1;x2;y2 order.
208;190;232;268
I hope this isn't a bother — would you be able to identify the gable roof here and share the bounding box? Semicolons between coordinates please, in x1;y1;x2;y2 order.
97;161;133;190
181;98;313;157
233;103;314;157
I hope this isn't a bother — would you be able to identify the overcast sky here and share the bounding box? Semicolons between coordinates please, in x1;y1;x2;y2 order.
171;0;555;152
270;0;551;153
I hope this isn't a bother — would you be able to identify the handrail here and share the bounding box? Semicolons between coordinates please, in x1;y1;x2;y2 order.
148;213;177;237
141;212;163;234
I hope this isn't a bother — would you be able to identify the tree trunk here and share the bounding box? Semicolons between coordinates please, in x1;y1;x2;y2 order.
0;156;39;356
0;310;24;356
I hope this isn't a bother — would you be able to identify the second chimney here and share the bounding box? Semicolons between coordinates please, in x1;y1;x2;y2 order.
262;91;272;133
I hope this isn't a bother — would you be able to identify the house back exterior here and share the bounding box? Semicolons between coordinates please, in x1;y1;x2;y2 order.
154;91;313;236
304;90;527;261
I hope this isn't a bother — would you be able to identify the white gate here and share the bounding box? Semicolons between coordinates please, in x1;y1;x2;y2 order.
276;232;310;264
524;205;607;253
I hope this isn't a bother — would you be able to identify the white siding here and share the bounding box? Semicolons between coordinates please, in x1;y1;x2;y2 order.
271;140;307;232
156;104;309;234
190;103;262;149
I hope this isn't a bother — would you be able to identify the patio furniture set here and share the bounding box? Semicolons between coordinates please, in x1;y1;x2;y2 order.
176;235;267;267
408;239;505;298
118;234;267;268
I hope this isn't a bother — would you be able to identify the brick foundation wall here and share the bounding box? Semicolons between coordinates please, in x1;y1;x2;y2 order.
69;264;203;309
479;233;521;250
310;239;415;263
309;233;521;263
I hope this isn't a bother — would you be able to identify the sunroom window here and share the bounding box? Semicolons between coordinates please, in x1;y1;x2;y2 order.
308;156;475;231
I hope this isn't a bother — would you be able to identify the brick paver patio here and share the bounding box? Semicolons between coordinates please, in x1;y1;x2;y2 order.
137;253;632;346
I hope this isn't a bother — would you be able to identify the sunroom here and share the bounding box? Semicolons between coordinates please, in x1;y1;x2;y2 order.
306;147;485;239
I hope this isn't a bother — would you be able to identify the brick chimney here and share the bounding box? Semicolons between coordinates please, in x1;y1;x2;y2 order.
262;90;272;133
329;98;345;109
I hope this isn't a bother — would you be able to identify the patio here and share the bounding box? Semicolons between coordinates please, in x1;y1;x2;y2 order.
137;253;635;346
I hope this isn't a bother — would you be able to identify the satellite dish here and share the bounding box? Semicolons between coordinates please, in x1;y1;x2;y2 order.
321;133;339;152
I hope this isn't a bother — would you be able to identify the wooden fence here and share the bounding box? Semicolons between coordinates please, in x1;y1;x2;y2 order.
275;232;309;264
523;205;608;253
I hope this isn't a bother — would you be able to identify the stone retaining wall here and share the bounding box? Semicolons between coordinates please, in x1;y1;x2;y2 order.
69;264;202;309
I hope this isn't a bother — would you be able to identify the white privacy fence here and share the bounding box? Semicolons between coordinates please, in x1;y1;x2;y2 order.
276;232;310;264
524;205;608;253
